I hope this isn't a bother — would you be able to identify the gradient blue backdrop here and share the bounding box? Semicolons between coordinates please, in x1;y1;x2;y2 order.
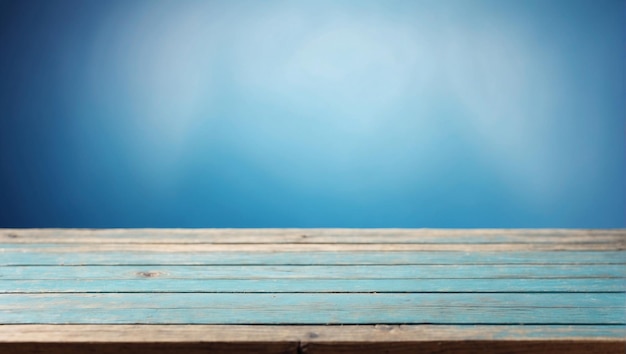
0;0;624;228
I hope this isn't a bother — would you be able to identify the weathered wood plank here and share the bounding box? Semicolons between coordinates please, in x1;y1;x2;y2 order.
1;293;622;324
1;307;621;325
4;293;620;310
2;265;623;280
3;278;623;293
301;341;625;354
1;326;624;354
2;324;624;342
0;325;626;354
0;342;298;354
7;244;625;252
2;251;623;266
2;228;623;244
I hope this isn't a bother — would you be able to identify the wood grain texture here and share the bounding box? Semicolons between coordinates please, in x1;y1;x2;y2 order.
3;264;623;280
2;250;623;266
1;325;624;354
0;342;298;354
0;228;624;353
1;293;623;324
3;325;624;342
4;293;622;310
3;278;623;293
0;243;623;251
2;228;624;244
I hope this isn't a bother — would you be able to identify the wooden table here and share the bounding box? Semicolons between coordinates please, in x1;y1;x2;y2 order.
0;229;624;353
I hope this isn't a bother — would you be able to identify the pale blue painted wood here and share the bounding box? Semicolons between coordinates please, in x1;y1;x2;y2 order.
5;293;620;309
1;308;622;325
2;265;623;280
0;293;623;324
2;231;624;336
1;278;623;293
1;251;624;266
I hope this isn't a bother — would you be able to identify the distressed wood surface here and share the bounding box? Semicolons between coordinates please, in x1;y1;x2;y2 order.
2;325;624;354
0;229;624;353
1;293;623;324
3;278;623;293
2;228;623;243
3;324;625;342
3;264;624;279
2;250;624;266
0;243;623;251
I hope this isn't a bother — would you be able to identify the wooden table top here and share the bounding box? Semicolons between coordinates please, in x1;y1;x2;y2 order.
0;229;624;353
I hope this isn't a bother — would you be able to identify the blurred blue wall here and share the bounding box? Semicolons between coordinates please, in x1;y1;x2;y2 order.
0;0;624;228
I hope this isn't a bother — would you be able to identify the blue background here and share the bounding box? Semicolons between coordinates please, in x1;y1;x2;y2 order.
0;0;624;228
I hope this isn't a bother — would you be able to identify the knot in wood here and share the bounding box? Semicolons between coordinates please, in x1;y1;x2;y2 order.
375;324;398;332
307;332;319;339
137;271;161;278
